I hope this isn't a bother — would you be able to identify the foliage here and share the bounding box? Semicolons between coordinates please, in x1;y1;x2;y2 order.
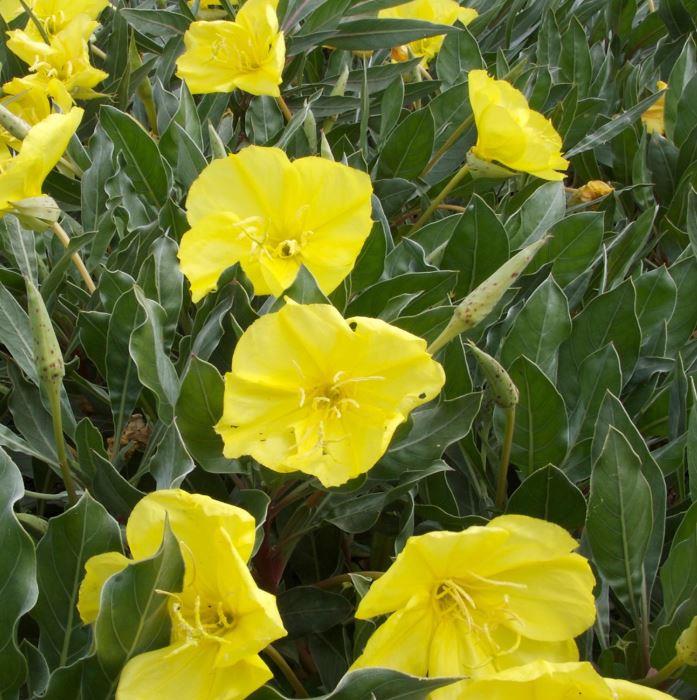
0;0;697;698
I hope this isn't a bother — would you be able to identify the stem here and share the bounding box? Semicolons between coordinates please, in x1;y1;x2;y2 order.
51;222;97;294
641;656;683;687
314;571;383;590
276;95;293;123
90;43;108;60
421;115;474;177
23;489;69;501
496;404;516;511
263;645;309;698
47;388;78;505
16;512;48;537
647;0;656;11
410;164;470;234
426;314;462;356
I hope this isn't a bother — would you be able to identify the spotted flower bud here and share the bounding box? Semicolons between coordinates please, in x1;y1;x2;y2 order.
25;277;64;390
467;342;519;408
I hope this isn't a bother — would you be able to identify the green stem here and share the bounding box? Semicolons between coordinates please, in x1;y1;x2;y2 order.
24;489;69;501
263;645;309;698
410;164;470;234
426;315;463;356
276;95;293;123
641;656;683;687
421;114;473;177
17;512;48;537
48;388;78;505
313;571;384;590
496;404;516;511
52;222;97;294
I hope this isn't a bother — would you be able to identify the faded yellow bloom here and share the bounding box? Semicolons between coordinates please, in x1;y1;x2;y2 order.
352;516;596;699
177;0;285;96
216;302;445;487
468;70;569;181
77;490;286;700
6;15;108;104
459;661;675;700
380;0;477;64
569;180;614;205
179;145;373;299
641;81;668;136
0;107;82;215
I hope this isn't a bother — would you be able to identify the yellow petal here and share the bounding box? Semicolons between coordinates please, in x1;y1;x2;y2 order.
77;551;130;623
351;597;434;676
116;642;272;700
605;679;677;699
125;489;257;564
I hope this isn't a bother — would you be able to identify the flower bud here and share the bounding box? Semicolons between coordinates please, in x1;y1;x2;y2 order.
391;45;410;62
25;277;64;391
303;108;317;154
0;101;30;141
208;122;227;160
466;342;519;408
331;64;350;98
320;131;334;161
569;180;614;205
676;617;697;667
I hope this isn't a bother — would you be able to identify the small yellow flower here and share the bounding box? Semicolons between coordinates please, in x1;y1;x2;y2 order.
77;490;286;700
216;302;445;487
6;15;108;103
569;180;614;205
352;515;596;698
178;145;374;299
176;0;285;96
641;81;668;136
380;0;477;64
468;70;569;181
0;107;82;215
459;660;675;700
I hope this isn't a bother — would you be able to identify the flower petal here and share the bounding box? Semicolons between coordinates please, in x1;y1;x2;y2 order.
77;551;130;623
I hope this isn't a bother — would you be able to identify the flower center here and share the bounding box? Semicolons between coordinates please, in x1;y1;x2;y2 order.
168;593;236;645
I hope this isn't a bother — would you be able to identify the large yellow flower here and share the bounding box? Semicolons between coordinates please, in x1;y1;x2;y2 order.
641;81;667;136
379;0;477;64
178;146;374;299
352;516;596;699
77;490;286;700
216;302;445;487
460;660;675;700
0;107;82;215
7;14;108;103
176;0;285;96
468;70;569;181
23;0;108;37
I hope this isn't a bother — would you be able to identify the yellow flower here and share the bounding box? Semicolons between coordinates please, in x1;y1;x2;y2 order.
77;490;286;700
176;0;285;96
352;515;596;698
178;145;374;299
6;14;108;103
468;70;569;181
216;302;445;488
379;0;477;64
0;76;52;151
0;0;22;22
459;661;675;700
0;107;82;215
23;0;109;37
641;81;668;136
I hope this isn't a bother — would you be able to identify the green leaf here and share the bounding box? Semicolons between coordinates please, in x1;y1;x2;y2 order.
120;8;191;36
93;521;184;679
507;464;586;531
378;108;435;180
0;448;37;694
278;587;353;637
147;422;195;489
0;282;37;384
497;356;569;476
435;27;483;87
500;275;571;378
322;18;456;51
100;106;171;206
176;356;238;473
586;427;652;620
0;216;37;282
31;494;122;670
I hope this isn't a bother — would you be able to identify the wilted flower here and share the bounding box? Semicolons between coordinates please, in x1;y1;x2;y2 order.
569;180;614;205
379;0;477;64
352;516;596;698
216;302;445;487
641;81;668;136
459;660;675;700
78;490;286;700
7;15;108;103
178;145;374;299
467;70;569;181
177;0;285;96
0;107;82;217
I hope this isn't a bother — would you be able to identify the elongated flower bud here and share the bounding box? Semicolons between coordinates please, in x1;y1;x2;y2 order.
467;342;519;408
303;108;318;154
331;64;350;98
676;617;697;667
428;236;549;355
0;101;30;140
25;277;64;390
208;122;227;160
